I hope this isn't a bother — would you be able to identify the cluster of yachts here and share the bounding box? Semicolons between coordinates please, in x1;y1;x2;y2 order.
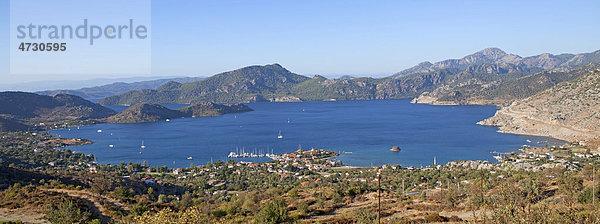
99;119;291;160
227;148;277;159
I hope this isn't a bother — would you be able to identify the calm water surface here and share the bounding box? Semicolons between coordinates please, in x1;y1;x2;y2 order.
50;100;560;168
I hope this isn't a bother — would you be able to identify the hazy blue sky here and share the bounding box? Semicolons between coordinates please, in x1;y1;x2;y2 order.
1;0;599;84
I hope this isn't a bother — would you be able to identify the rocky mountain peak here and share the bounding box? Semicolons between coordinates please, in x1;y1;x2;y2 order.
417;61;433;67
463;47;508;63
477;47;507;57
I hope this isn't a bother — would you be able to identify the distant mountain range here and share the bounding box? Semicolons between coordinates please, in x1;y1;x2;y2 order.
0;76;201;92
97;48;600;106
37;77;205;100
412;63;600;105
0;92;117;131
0;91;253;131
392;47;600;78
0;92;115;121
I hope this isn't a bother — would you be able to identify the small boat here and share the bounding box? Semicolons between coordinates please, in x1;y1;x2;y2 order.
139;151;142;154
277;130;283;139
108;145;114;148
389;146;401;152
166;118;170;122
287;118;290;123
526;139;532;143
187;156;193;160
140;140;146;149
97;129;102;133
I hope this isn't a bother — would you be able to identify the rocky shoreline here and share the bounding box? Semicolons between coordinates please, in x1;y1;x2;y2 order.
478;69;600;143
410;69;600;146
477;107;600;142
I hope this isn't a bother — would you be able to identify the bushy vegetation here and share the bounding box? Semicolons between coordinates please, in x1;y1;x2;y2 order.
2;131;600;223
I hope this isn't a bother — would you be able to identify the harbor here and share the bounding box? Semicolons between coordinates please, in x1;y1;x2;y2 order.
227;147;277;159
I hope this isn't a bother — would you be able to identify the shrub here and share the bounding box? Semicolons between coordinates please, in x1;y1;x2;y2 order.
353;209;376;224
424;212;447;222
256;198;288;224
0;221;24;224
114;186;131;199
43;200;92;224
157;194;167;203
131;202;148;216
211;208;227;217
288;188;298;199
180;192;194;208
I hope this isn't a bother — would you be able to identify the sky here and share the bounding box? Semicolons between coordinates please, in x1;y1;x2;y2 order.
1;0;599;85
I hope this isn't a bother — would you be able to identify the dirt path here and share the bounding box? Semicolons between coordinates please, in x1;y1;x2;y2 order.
41;188;130;223
311;199;374;222
0;208;48;224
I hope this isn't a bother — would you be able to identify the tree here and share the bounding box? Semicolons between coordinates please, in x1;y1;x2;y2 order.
558;173;583;206
158;194;167;203
43;200;92;224
131;202;149;216
257;198;288;224
353;209;377;224
147;187;156;201
288;188;298;199
180;192;193;208
445;186;458;207
114;186;131;199
90;176;111;195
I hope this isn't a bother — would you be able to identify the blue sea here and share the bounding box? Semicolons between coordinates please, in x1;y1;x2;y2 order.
50;100;561;168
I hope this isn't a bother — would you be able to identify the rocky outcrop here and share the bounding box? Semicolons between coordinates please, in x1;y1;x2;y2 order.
105;103;185;123
179;102;253;117
106;102;253;123
478;69;600;141
271;96;302;102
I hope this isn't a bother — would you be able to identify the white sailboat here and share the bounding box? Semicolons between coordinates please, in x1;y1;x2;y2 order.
277;130;283;139
140;140;146;149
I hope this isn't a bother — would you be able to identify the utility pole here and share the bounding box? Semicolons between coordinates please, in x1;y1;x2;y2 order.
480;168;484;206
440;168;443;202
480;168;485;224
593;166;596;206
378;173;381;224
447;179;450;202
440;181;444;201
402;179;405;195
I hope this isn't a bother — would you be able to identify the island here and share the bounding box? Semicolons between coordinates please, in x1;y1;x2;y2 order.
105;102;253;123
